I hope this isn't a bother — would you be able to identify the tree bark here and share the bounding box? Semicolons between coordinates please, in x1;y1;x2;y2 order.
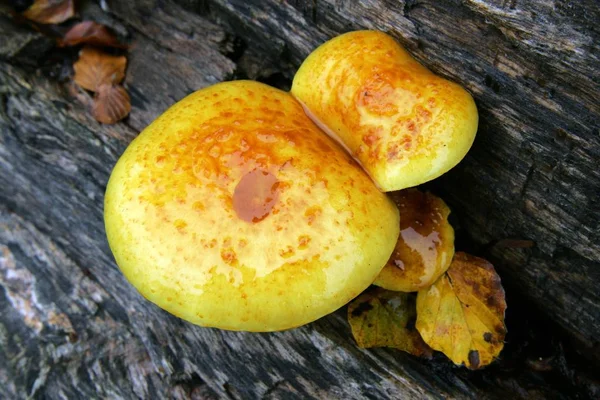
1;0;599;399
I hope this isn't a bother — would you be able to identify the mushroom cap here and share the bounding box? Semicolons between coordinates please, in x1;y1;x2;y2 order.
291;30;478;192
104;80;400;331
373;189;454;292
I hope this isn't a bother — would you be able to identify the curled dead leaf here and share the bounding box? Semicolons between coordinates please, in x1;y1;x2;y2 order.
73;47;127;92
61;21;125;48
374;189;455;292
22;0;75;24
92;84;131;124
416;252;507;369
348;288;433;358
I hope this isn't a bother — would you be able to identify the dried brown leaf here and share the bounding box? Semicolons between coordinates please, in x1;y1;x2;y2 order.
73;47;126;92
92;84;131;124
348;288;433;358
416;252;507;369
22;0;75;24
61;21;125;48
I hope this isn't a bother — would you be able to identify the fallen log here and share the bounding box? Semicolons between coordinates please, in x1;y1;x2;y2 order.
1;0;598;398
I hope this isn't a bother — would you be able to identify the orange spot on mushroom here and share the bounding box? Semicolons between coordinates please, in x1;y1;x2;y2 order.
279;246;295;258
357;79;400;116
362;133;379;146
304;206;322;226
174;219;187;233
221;248;237;265
315;138;332;154
298;235;311;249
232;169;280;223
416;105;432;123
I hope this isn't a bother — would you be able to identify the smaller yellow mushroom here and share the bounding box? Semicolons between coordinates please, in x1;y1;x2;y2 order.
292;31;478;192
373;189;455;292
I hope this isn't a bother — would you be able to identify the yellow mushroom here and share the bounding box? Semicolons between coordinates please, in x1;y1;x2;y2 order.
292;30;478;192
104;81;399;331
373;189;455;292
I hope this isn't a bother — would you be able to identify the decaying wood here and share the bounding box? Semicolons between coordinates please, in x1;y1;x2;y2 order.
1;0;599;398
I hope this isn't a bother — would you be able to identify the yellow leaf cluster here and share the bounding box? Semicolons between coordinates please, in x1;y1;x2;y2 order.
348;189;507;369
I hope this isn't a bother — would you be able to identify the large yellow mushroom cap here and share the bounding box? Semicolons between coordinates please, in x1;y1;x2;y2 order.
291;30;479;192
104;81;399;331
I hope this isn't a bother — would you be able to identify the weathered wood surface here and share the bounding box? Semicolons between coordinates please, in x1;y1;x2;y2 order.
1;0;599;398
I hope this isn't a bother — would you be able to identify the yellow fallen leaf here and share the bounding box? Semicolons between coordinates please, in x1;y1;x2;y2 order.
374;189;455;292
416;252;506;369
348;288;432;358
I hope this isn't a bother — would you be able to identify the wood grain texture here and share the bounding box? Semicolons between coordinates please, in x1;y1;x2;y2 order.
1;0;599;398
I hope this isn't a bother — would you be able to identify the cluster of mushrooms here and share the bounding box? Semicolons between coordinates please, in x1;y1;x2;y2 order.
104;31;478;333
